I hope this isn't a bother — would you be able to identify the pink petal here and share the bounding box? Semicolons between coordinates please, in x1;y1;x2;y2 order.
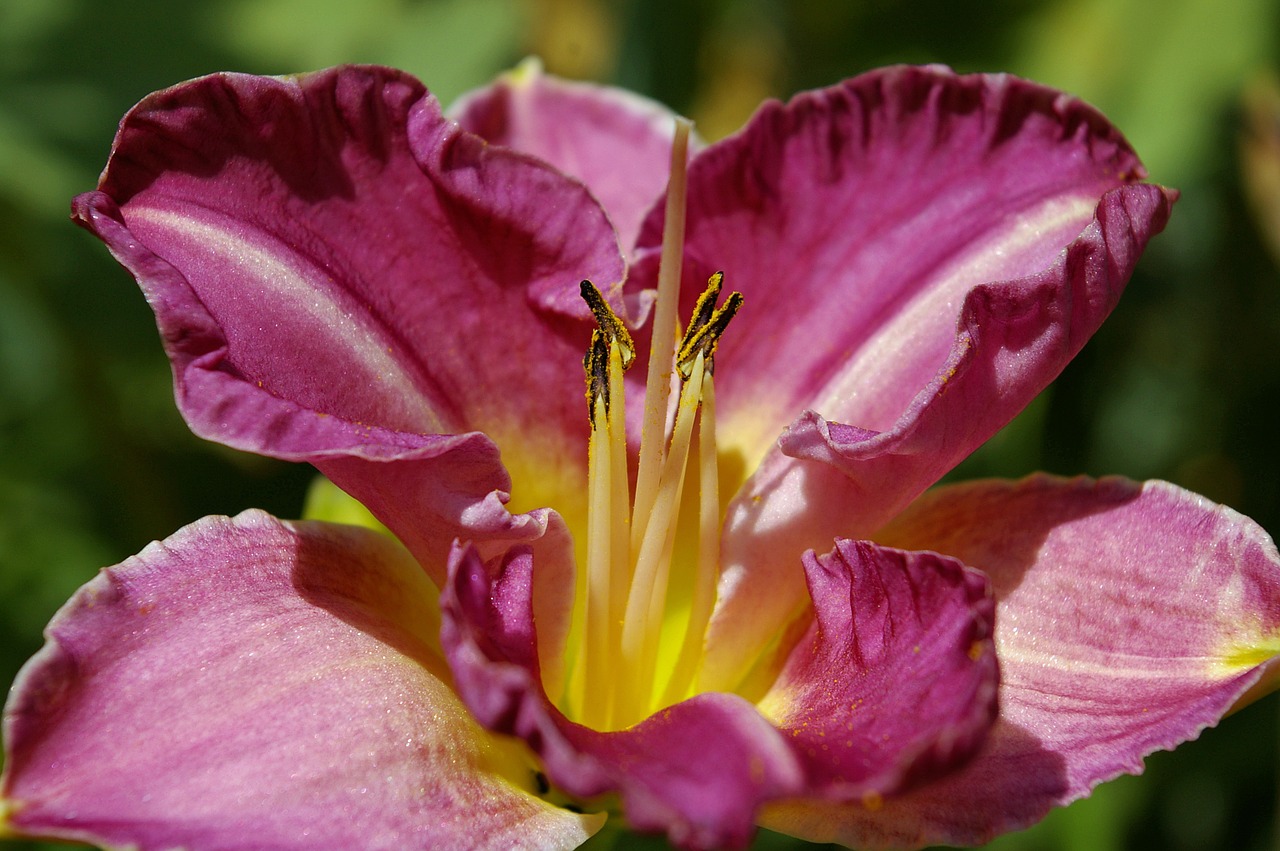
763;475;1280;848
441;543;806;851
451;62;689;253
637;65;1172;467
1;511;600;851
761;541;998;800
687;65;1174;691
72;66;625;576
774;181;1172;527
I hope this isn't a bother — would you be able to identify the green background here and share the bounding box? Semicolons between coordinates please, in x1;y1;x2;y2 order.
2;0;1279;848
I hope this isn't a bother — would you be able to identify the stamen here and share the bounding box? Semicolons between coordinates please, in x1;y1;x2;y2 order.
661;368;720;704
572;117;747;731
577;282;634;728
581;351;614;728
617;354;705;723
614;275;741;723
604;316;631;719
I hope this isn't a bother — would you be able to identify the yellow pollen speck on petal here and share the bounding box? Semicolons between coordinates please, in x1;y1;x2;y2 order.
861;791;884;811
968;641;985;662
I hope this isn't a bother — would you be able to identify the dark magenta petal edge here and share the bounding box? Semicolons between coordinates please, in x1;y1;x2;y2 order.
761;540;999;802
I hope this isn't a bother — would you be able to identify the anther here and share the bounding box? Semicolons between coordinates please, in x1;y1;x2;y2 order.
677;277;743;379
580;280;636;368
584;329;610;420
684;271;724;339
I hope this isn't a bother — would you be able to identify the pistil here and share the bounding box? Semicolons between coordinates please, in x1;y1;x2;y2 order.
575;118;743;731
632;118;692;557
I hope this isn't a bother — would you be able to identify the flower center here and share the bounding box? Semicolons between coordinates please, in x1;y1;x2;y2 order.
571;119;743;731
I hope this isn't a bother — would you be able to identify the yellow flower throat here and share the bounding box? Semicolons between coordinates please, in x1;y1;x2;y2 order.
568;119;743;731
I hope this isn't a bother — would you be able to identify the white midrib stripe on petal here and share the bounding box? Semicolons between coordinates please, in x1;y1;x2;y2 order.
813;191;1101;433
129;205;448;434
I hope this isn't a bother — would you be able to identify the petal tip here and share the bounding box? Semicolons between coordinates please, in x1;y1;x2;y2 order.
507;55;546;85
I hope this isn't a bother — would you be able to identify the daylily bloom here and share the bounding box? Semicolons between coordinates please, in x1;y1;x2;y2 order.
4;61;1280;850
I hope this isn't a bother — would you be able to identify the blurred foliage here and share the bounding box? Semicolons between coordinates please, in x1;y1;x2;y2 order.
2;0;1279;849
1242;71;1280;267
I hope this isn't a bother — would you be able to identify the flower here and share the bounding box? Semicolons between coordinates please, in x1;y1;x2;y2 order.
3;61;1279;851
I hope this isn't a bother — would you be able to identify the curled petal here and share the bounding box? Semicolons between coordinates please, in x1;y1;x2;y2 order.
451;61;689;253
775;182;1174;529
760;541;998;800
441;544;805;851
73;66;625;570
764;475;1280;848
1;511;599;850
687;65;1174;691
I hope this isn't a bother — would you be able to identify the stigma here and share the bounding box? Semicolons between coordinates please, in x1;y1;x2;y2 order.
571;118;743;731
